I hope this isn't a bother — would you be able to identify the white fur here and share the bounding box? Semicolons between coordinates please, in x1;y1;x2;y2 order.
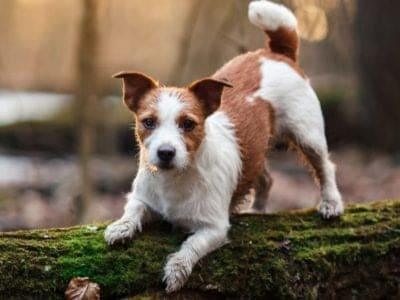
254;58;324;149
103;194;155;244
145;90;189;170
248;0;297;31
319;158;344;218
105;111;242;292
252;58;343;218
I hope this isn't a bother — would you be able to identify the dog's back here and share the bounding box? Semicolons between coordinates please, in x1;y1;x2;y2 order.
213;1;302;209
214;50;272;208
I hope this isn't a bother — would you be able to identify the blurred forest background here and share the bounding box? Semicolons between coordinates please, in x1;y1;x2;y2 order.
0;0;399;231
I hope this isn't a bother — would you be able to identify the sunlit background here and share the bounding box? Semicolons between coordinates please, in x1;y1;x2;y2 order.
0;0;399;230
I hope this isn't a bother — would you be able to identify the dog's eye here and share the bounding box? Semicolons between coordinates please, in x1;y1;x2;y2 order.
142;118;156;129
181;119;196;132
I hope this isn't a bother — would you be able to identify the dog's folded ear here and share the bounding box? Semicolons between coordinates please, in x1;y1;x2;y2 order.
188;78;232;116
113;71;159;112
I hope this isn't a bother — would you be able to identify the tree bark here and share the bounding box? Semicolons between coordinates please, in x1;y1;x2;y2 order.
0;200;399;299
354;0;400;152
75;0;99;221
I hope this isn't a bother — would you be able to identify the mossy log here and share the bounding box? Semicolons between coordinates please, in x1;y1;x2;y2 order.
1;201;399;299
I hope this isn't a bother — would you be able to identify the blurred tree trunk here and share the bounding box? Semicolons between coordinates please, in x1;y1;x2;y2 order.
75;0;99;221
0;1;15;76
168;0;203;85
354;0;400;152
178;0;247;84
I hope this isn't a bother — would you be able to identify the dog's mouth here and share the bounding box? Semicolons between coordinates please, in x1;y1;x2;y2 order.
156;162;175;170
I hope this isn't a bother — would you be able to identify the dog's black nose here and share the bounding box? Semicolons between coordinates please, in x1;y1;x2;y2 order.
157;145;176;163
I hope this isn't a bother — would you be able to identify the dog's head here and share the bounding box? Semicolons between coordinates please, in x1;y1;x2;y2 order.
114;72;231;171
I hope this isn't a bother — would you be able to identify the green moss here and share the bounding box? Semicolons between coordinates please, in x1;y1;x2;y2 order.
0;200;399;299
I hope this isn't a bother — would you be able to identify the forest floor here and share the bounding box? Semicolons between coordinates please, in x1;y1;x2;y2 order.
0;147;399;231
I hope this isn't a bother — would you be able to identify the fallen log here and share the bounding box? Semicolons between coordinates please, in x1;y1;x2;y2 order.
1;200;399;299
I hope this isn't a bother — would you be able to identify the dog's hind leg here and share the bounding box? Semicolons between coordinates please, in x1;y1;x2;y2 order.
253;55;343;218
252;161;273;212
294;141;343;218
292;139;343;218
281;97;344;219
259;63;343;218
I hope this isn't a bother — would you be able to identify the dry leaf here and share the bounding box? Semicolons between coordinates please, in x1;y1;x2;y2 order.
65;277;100;300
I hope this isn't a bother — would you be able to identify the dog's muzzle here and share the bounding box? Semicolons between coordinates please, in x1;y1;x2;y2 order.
157;144;176;169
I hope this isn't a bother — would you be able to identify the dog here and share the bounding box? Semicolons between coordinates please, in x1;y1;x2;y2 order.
104;0;344;293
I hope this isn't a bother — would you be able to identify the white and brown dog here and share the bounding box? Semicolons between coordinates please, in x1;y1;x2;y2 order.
104;0;344;293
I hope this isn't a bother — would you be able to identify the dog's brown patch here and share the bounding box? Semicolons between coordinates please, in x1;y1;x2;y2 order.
133;89;161;147
176;89;207;160
213;47;306;209
113;71;159;112
213;50;275;209
291;142;325;188
188;78;232;116
266;27;299;62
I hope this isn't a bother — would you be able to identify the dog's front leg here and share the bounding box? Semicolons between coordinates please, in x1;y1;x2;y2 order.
104;192;156;245
163;225;229;293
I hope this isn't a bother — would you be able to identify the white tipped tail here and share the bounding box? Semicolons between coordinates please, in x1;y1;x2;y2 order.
248;0;299;61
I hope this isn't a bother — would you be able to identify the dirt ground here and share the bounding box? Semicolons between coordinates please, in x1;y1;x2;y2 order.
0;147;399;231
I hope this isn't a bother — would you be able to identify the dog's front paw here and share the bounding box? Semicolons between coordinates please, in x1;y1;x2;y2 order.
104;219;136;245
319;198;344;219
163;252;193;293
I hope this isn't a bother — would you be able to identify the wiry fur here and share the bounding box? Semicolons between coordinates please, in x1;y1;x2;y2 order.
212;49;274;209
105;0;344;293
144;90;190;170
248;0;297;31
249;0;299;61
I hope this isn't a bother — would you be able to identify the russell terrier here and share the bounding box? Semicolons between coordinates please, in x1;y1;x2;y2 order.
104;0;344;293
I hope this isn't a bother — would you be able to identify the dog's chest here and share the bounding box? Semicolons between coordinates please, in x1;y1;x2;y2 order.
145;175;206;228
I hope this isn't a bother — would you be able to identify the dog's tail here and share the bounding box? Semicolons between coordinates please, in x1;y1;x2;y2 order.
248;0;299;62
